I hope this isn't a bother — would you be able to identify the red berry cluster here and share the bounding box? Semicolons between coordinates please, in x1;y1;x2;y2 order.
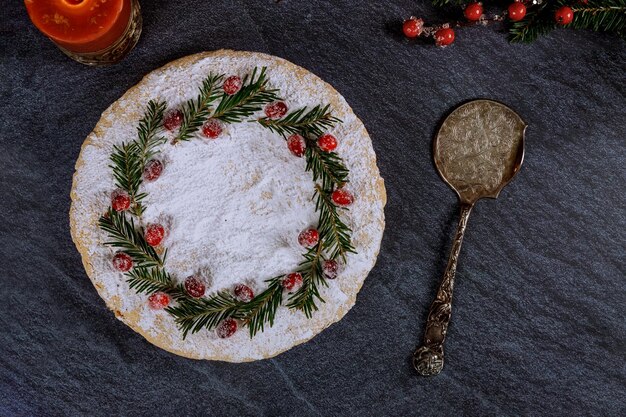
402;2;576;46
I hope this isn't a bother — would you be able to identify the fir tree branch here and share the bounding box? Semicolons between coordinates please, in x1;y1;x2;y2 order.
212;67;280;124
571;0;626;34
98;208;164;268
286;244;327;317
305;142;349;190
173;73;224;143
126;266;174;295
240;277;284;337
314;185;356;262
166;291;244;339
257;104;341;138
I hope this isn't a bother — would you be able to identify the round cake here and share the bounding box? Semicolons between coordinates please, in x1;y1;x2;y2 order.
70;50;386;361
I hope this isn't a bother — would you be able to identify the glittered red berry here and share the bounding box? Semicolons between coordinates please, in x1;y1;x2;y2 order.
184;275;206;298
317;133;338;152
143;159;163;182
234;284;254;302
163;110;183;131
434;28;455;47
287;134;306;157
331;188;354;207
202;119;223;139
148;292;170;309
216;318;238;338
223;75;243;95
282;273;303;292
555;6;574;25
402;17;424;38
264;101;288;120
111;191;131;212
508;2;527;22
112;252;133;272
298;228;320;248
322;259;339;279
145;223;165;247
464;2;483;21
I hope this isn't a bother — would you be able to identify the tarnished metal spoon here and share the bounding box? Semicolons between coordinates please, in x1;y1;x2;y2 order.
413;99;527;376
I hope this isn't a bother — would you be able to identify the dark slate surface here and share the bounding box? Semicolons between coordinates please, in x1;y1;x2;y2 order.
1;1;625;416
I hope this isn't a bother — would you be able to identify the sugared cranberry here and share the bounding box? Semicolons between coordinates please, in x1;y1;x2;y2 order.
403;17;424;38
434;28;455;47
331;188;354;207
322;260;339;279
143;159;163;181
112;252;133;272
298;228;320;248
223;75;243;95
264;101;288;120
163;110;183;131
464;3;483;21
282;273;303;292
216;318;238;338
184;275;206;298
234;284;254;302
202;119;223;139
148;292;170;309
287;134;306;157
317;133;338;152
112;191;131;212
145;223;165;247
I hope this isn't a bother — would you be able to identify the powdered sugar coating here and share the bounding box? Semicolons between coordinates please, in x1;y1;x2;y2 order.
70;50;385;361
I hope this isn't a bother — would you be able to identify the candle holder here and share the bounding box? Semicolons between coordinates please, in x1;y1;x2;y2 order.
57;0;142;66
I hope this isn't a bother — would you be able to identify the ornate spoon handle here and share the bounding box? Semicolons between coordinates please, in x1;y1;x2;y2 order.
413;204;473;376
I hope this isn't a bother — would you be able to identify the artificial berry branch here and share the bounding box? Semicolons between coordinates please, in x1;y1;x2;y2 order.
402;0;626;46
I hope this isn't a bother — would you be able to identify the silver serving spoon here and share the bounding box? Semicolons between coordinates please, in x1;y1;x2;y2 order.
413;99;526;376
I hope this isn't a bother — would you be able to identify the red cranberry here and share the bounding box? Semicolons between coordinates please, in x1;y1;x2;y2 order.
322;260;339;279
145;223;165;247
434;28;455;47
234;284;254;302
508;2;527;22
317;133;338;152
331;188;354;207
202;119;223;139
112;252;133;272
184;275;206;298
287;134;306;157
464;3;483;21
402;17;424;38
216;318;238;338
111;190;131;212
163;110;183;131
298;228;320;248
555;6;574;25
264;102;288;120
148;292;170;309
282;273;303;292
143;159;163;182
223;75;243;95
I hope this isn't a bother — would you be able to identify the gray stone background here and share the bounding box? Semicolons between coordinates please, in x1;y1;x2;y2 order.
1;1;625;416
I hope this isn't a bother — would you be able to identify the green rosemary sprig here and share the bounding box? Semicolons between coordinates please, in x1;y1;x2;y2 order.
305;142;349;190
241;277;284;337
212;67;280;124
257;104;341;138
109;100;166;216
173;73;224;143
314;185;356;262
98;208;165;268
286;244;327;318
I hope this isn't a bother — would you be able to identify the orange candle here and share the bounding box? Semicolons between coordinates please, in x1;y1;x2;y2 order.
25;0;142;65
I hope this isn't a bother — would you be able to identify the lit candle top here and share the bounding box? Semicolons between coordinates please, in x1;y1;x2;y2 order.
25;0;131;53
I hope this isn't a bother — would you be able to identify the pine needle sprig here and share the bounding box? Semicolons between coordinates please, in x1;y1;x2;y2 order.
571;0;626;34
286;244;327;317
126;266;174;295
257;105;341;138
166;291;244;339
305;142;350;190
135;100;167;160
173;73;224;143
240;277;284;337
314;185;356;262
98;208;164;268
212;67;280;124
